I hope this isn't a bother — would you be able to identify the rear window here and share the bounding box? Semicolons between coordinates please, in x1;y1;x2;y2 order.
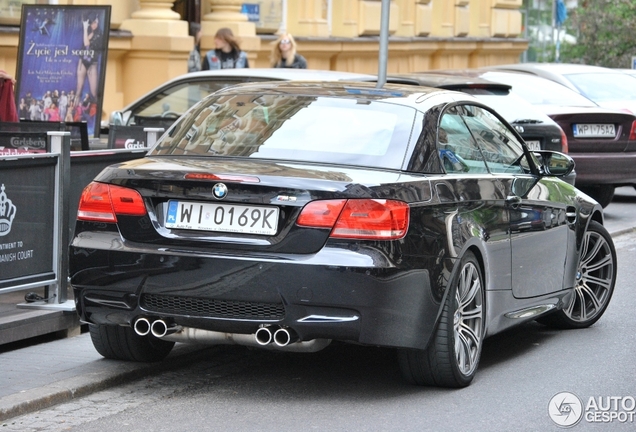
149;93;417;169
565;73;636;102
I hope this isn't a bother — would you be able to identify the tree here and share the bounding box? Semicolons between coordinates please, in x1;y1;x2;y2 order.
561;0;636;67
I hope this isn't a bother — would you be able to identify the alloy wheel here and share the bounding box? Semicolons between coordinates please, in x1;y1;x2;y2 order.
566;229;615;323
454;261;483;376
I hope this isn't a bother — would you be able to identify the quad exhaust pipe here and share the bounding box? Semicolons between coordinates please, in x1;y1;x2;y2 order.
132;318;329;353
254;326;298;347
133;317;181;338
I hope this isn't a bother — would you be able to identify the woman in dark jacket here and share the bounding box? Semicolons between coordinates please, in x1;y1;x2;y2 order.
270;33;307;69
202;28;249;70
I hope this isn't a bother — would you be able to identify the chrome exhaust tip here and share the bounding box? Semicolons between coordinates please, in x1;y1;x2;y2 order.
150;319;182;338
133;317;151;336
273;327;297;347
150;319;169;338
255;326;273;345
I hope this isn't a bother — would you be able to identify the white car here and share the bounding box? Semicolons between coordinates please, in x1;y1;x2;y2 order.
107;69;376;131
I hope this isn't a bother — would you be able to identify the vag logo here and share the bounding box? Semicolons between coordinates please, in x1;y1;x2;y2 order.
0;184;17;236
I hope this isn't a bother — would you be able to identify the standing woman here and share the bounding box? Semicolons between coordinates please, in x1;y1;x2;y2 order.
202;28;249;70
271;33;307;69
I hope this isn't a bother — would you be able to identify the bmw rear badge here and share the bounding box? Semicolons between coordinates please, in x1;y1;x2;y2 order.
213;183;228;200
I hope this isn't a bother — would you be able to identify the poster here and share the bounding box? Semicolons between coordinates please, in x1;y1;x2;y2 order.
15;5;111;139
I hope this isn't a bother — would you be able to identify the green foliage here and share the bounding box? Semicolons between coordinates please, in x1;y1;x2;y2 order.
560;0;636;67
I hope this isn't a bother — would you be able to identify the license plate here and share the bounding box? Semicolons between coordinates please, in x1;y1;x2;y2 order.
525;140;541;151
165;201;279;235
573;124;615;137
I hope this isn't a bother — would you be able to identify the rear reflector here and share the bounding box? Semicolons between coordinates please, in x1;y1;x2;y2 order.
297;199;409;240
77;182;147;222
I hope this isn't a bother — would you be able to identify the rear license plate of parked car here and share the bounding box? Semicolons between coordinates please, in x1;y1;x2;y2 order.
525;140;541;151
573;124;616;137
165;201;279;235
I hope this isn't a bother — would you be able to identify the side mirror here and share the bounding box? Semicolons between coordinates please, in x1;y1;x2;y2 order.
110;110;123;126
533;150;575;177
109;110;131;126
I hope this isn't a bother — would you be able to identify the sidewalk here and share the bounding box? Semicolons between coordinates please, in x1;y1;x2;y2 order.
1;187;635;423
0;332;214;422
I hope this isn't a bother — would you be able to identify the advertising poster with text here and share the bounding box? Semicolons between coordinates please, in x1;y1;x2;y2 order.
15;5;111;139
0;162;56;289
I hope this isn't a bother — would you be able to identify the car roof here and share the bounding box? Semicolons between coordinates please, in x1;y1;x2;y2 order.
490;63;628;76
384;72;512;92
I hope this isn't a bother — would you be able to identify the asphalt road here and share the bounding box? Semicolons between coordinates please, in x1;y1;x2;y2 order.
604;186;636;235
3;227;636;431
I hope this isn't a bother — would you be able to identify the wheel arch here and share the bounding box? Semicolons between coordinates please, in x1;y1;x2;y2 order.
432;242;487;340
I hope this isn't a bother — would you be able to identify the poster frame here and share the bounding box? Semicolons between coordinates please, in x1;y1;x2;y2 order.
14;4;111;139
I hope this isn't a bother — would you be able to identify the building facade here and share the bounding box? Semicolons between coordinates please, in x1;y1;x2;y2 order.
0;0;527;123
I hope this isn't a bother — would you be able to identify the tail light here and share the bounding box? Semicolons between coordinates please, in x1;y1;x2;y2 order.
77;182;147;222
297;199;410;240
560;127;569;153
629;120;636;141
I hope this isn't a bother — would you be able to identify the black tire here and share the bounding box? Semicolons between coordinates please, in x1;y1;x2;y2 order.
538;220;616;329
398;251;485;388
578;185;614;208
89;324;175;362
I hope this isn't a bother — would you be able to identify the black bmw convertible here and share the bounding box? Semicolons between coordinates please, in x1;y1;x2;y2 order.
70;81;616;388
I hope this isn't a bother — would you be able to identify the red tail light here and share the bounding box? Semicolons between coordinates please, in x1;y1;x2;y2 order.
297;199;410;240
77;182;147;222
560;127;569;154
629;120;636;141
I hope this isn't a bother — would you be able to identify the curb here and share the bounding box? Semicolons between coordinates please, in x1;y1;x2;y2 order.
609;227;636;238
0;344;215;423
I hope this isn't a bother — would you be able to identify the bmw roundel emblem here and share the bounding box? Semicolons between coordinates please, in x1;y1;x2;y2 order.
212;183;228;200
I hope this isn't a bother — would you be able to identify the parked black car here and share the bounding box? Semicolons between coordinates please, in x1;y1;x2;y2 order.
70;81;616;388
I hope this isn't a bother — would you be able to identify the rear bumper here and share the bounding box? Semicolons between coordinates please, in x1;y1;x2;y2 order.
70;236;442;350
571;152;636;185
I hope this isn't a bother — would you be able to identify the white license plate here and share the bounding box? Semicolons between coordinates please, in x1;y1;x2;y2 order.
525;140;541;151
165;201;279;235
573;124;615;137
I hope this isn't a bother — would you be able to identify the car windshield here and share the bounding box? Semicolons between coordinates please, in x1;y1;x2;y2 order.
481;72;598;107
565;73;636;102
149;93;417;170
